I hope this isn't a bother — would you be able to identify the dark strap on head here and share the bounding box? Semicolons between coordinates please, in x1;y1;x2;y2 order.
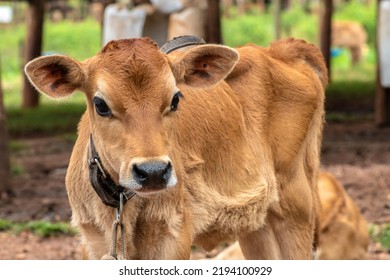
160;35;206;54
88;136;135;208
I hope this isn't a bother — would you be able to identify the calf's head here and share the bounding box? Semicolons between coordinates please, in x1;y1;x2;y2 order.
25;38;238;197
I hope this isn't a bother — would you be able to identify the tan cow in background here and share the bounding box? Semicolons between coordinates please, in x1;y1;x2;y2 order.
316;172;369;260
332;20;368;65
25;36;327;259
210;172;370;260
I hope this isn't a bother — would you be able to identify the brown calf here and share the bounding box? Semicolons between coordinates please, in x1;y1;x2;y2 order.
25;37;327;259
316;172;369;260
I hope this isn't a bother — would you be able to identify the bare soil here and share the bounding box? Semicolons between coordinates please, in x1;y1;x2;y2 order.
0;120;389;260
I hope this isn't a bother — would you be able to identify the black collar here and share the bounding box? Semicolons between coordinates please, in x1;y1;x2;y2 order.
88;136;135;208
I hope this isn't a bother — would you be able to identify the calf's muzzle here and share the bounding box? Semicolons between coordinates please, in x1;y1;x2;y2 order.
132;160;174;189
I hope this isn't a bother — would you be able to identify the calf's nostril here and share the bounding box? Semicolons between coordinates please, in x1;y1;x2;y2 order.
132;164;148;182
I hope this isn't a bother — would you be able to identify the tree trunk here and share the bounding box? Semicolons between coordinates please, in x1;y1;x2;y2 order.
0;54;11;194
22;0;45;109
375;69;390;127
320;0;333;82
206;0;223;44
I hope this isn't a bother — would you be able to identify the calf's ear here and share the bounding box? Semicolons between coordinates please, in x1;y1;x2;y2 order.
24;55;84;99
171;45;239;88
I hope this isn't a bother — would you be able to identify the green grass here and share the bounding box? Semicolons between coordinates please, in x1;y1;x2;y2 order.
370;224;390;250
326;80;375;99
0;24;25;80
222;9;274;47
7;102;85;137
43;19;101;60
0;219;77;237
325;112;373;123
11;162;24;176
9;140;27;152
0;219;13;231
62;132;78;143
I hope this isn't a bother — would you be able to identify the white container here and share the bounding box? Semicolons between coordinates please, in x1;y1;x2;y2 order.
102;4;147;46
379;1;390;87
150;0;183;14
0;6;12;23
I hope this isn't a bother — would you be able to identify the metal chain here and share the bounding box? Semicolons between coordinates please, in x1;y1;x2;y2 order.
102;193;127;260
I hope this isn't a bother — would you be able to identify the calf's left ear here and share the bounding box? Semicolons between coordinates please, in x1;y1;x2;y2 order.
24;55;84;99
171;45;239;88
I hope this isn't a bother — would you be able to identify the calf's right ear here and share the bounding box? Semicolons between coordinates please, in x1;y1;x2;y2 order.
24;55;84;99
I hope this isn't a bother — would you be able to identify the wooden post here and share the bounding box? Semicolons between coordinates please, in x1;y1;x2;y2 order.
22;0;45;109
375;0;390;126
0;54;11;194
375;70;390;127
206;0;222;44
320;0;333;81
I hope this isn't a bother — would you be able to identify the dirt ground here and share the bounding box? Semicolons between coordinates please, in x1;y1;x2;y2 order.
0;120;389;260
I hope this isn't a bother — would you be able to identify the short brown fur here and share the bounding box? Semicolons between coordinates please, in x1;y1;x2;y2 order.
209;172;369;260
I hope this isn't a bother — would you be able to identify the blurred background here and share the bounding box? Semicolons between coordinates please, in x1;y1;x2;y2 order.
0;0;389;260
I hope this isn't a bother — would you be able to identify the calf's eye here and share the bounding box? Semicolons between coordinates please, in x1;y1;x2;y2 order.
93;97;112;117
170;91;183;112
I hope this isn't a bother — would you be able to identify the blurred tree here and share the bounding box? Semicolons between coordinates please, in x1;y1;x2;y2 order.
0;54;11;195
320;0;333;82
206;0;222;44
22;0;45;109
